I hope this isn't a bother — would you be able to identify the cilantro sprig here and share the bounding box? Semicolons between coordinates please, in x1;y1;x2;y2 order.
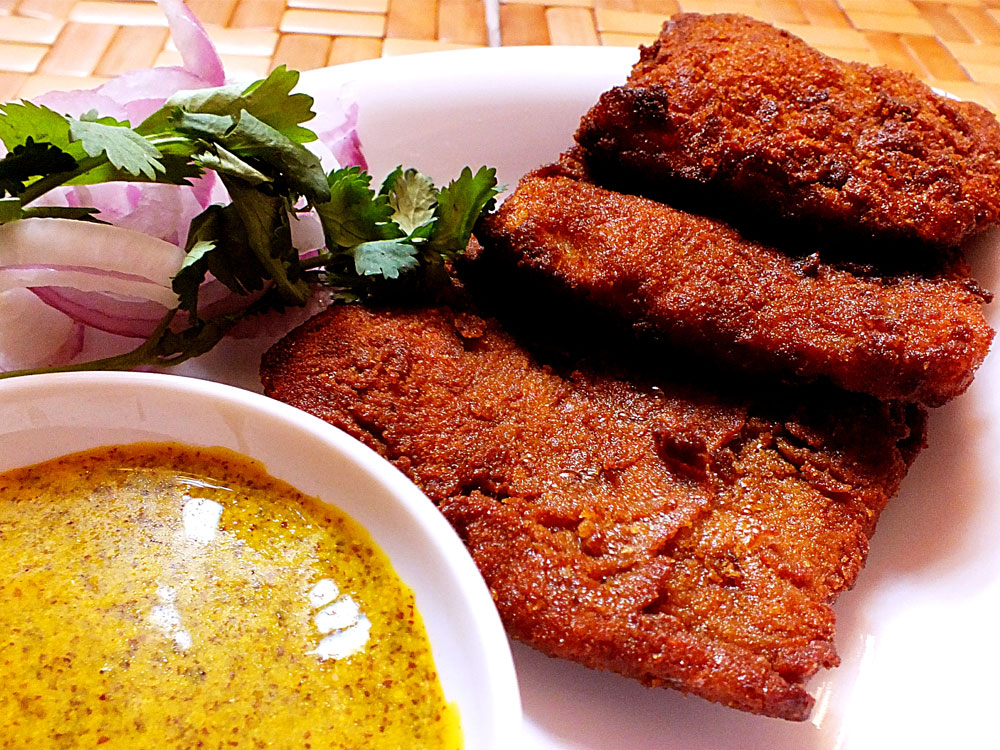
313;165;498;300
0;66;499;378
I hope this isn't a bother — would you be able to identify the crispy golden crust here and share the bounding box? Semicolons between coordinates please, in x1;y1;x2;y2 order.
475;166;993;406
261;304;926;720
575;13;1000;248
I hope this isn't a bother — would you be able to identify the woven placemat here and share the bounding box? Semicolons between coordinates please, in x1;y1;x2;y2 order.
502;0;1000;111
1;0;999;113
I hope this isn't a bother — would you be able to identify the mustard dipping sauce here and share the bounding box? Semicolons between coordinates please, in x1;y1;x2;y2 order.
0;443;461;749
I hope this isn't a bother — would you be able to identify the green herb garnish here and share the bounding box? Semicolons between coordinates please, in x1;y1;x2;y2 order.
0;66;499;377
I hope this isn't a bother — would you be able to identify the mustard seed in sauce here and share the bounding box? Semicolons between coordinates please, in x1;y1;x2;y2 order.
0;443;461;749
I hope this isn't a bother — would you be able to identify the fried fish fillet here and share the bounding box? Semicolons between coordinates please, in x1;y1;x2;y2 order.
474;165;994;406
575;13;1000;249
261;303;925;720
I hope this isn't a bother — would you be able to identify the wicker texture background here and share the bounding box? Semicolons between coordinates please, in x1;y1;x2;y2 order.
1;0;999;112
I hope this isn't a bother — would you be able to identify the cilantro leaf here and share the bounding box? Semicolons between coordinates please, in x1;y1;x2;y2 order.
138;66;317;143
173;202;271;315
173;237;217;314
351;239;420;279
149;314;236;364
64;152;202;187
0;138;76;197
427;166;499;258
382;167;436;237
168;111;234;140
78;110;122;126
170;109;328;203
221;175;310;305
0;101;73;152
317;167;401;249
68;117;164;179
228;66;317;143
224;111;329;203
195;144;271;185
317;166;497;289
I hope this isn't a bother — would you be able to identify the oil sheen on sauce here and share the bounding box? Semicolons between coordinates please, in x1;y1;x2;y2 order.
0;443;461;749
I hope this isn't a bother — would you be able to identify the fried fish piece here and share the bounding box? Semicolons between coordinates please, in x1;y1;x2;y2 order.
575;13;1000;249
261;303;925;720
474;165;994;406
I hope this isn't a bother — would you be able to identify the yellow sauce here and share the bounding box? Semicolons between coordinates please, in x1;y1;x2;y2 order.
0;443;461;749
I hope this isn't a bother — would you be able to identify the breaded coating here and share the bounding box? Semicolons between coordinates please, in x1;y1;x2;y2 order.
474;166;994;406
261;304;925;721
575;13;1000;249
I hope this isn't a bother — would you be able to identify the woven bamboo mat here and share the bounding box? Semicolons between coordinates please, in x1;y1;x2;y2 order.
1;0;999;112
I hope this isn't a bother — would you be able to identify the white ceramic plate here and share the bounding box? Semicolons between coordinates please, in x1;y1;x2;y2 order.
0;371;522;749
279;47;1000;750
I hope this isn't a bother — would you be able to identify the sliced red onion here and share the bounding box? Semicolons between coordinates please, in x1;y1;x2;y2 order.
33;8;220;122
30;275;256;340
64;183;141;224
46;321;86;367
99;68;214;121
0;289;78;371
32;0;221;125
290;211;325;253
193;277;256;314
2;1;360;369
76;181;210;246
190;171;217;209
30;287;168;338
1;265;178;307
327;129;367;172
32;89;129;121
0;218;184;287
156;0;225;86
33;69;212;124
123;181;210;246
311;95;367;170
